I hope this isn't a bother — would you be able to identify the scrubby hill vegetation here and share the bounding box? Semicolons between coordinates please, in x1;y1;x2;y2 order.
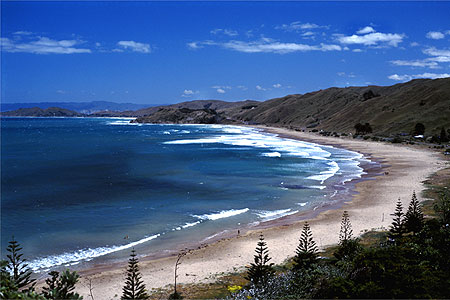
234;78;450;136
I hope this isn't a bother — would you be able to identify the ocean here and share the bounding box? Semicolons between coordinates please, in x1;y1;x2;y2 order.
1;117;367;273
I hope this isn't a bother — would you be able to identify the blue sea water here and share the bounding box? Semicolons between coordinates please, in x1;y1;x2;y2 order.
1;117;366;272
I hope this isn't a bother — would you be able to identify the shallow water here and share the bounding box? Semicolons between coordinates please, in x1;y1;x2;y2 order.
1;118;365;272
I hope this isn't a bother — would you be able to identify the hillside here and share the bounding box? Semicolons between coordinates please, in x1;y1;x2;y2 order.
2;78;449;136
233;78;450;135
0;101;151;114
1;107;83;117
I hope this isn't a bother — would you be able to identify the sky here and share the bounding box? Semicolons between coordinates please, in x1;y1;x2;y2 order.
1;1;450;105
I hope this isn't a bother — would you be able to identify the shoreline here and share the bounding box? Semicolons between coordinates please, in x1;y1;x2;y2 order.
55;126;447;298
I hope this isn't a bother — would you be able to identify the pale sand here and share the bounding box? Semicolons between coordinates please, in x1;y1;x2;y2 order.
73;127;448;299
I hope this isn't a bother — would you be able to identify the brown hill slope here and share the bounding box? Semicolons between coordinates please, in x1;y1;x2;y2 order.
233;78;450;135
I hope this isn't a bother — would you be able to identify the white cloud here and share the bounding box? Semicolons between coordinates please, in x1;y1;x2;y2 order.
56;90;66;94
256;85;267;91
198;38;342;54
0;36;91;54
301;31;315;38
426;31;445;40
388;73;450;81
273;83;282;88
423;47;450;63
211;85;231;90
275;21;326;32
391;59;439;68
237;85;248;90
357;26;375;34
182;89;198;97
352;49;363;52
216;88;226;94
187;42;202;49
337;29;404;47
423;47;450;58
410;42;420;47
210;29;238;36
13;31;33;35
117;41;150;53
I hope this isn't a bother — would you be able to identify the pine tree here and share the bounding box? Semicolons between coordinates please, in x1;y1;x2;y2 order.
293;222;318;271
404;191;424;235
334;211;361;260
389;198;405;241
5;237;36;292
42;270;82;300
122;249;149;300
245;234;275;286
339;211;353;243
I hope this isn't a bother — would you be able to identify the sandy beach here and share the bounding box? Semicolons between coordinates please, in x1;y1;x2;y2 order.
73;126;448;299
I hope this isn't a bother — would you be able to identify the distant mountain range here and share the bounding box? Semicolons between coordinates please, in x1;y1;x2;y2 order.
0;101;154;114
2;78;450;136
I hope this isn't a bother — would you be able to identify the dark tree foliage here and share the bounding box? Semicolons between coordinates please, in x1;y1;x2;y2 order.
0;260;45;300
440;127;449;143
354;123;373;135
389;198;405;241
293;222;318;271
245;234;275;286
413;123;425;135
434;191;450;226
334;211;361;260
404;191;424;235
122;249;149;300
339;211;353;243
42;270;82;300
5;237;36;292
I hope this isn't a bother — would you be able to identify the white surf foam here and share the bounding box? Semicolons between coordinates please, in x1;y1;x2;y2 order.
307;161;340;184
192;208;249;221
262;152;281;157
255;209;299;221
107;120;139;125
164;125;332;160
28;234;160;272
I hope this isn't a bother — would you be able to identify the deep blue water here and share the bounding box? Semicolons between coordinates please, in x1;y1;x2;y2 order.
1;117;365;272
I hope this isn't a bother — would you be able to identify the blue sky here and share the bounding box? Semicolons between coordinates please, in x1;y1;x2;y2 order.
1;1;450;105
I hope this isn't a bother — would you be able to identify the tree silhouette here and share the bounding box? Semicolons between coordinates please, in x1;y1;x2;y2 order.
293;222;318;271
5;237;36;292
245;234;275;286
122;249;149;300
42;270;82;300
169;251;186;299
334;211;361;260
404;191;424;235
339;211;353;243
413;123;425;135
389;198;405;241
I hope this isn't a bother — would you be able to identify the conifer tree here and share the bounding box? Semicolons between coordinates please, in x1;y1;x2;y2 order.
42;270;82;300
245;234;275;286
339;211;353;243
122;249;149;300
389;198;405;241
5;237;36;292
293;222;318;271
334;211;361;260
404;191;424;235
